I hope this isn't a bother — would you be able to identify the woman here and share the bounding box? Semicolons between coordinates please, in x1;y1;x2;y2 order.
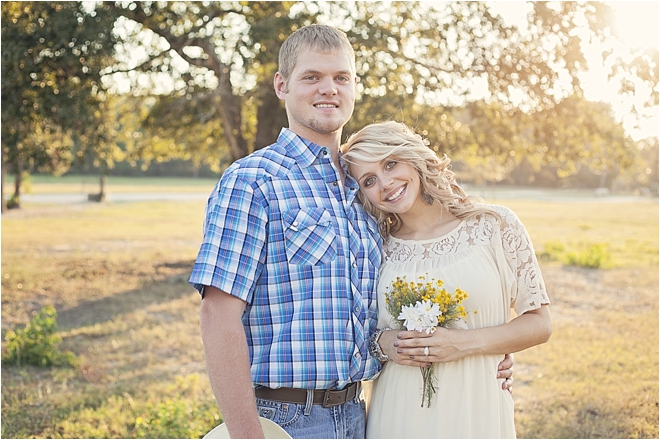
341;121;552;438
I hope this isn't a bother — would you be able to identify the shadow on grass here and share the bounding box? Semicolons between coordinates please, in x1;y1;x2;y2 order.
56;263;197;332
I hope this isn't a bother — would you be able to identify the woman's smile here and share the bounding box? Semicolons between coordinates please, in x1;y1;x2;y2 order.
385;184;407;202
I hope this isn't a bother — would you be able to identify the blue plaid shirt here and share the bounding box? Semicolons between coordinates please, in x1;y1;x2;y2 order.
189;128;383;390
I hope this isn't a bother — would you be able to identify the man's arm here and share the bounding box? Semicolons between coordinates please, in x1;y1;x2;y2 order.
200;285;264;438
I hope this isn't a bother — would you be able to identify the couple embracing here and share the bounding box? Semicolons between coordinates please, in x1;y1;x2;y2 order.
189;24;552;439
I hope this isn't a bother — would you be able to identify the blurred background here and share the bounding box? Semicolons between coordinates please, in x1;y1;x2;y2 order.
2;1;658;209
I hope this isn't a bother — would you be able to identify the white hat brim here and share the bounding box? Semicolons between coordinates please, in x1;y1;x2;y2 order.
203;417;292;439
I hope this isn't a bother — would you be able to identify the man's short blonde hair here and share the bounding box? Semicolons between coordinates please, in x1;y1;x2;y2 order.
278;24;355;81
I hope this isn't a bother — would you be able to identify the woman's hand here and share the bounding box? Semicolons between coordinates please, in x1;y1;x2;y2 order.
378;328;516;392
393;327;470;364
376;327;462;367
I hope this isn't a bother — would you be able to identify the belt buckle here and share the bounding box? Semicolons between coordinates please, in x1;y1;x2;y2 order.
322;388;345;408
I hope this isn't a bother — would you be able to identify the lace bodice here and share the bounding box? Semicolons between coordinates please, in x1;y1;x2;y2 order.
381;204;550;311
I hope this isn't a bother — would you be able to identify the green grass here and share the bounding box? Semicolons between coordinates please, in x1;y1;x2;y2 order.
499;199;659;268
1;184;658;438
4;174;219;194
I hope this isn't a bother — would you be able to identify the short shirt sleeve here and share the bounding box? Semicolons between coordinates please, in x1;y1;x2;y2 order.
494;206;551;315
189;168;268;304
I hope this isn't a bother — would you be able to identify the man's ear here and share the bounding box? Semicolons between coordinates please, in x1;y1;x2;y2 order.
274;72;287;100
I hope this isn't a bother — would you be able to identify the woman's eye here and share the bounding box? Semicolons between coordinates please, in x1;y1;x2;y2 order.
385;160;397;170
363;176;376;188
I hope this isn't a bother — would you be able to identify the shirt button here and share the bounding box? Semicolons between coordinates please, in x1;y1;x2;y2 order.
323;150;328;155
293;221;299;226
352;262;358;268
332;181;338;186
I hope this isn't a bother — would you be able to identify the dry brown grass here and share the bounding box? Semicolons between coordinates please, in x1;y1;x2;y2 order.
513;265;659;438
1;193;658;438
2;200;217;438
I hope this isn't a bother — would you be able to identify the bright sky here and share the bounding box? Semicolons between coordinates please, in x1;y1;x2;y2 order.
592;1;658;140
489;1;659;140
582;1;660;140
609;1;659;50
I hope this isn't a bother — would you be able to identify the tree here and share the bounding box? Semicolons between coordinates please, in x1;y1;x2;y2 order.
456;96;640;186
113;94;231;175
107;1;298;163
1;2;118;210
107;1;656;170
4;1;654;195
531;95;637;181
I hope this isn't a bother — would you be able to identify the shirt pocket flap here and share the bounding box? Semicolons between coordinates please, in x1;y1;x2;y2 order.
283;208;332;231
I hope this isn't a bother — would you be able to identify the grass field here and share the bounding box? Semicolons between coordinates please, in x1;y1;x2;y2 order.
5;174;220;194
1;179;658;438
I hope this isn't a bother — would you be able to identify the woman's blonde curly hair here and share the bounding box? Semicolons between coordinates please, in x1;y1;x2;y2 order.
341;121;499;238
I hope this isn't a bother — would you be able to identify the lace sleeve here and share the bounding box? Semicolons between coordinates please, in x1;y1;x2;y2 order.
492;205;550;314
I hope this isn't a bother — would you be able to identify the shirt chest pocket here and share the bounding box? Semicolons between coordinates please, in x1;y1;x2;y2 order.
283;208;337;266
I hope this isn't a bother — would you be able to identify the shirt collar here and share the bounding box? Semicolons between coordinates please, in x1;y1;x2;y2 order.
277;128;331;168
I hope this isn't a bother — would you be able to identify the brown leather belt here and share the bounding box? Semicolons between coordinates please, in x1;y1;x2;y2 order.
254;383;359;408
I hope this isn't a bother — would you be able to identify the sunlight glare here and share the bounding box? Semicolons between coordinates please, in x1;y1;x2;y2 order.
610;1;659;50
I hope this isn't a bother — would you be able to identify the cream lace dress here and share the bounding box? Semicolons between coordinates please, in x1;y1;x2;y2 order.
365;205;550;439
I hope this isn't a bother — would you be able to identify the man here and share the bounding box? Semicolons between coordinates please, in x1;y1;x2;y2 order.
189;24;512;439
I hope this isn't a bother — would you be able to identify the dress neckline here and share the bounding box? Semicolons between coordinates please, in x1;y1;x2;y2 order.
388;218;467;244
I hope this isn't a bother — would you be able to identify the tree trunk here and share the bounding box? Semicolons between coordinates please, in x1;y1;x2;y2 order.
12;170;21;198
99;174;107;201
218;94;249;161
1;155;6;213
88;173;107;202
8;167;22;209
254;83;287;151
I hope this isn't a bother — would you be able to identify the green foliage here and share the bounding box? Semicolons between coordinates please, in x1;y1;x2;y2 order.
20;374;222;439
132;374;220;439
539;241;566;262
2;305;77;367
1;1;119;205
539;241;613;269
565;243;613;269
6;194;20;210
530;96;638;179
112;1;657;170
133;398;219;439
2;1;656;190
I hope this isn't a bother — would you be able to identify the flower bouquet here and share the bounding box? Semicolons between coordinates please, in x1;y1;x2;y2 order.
384;275;469;408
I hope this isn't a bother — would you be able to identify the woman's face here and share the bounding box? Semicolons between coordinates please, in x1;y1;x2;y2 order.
350;156;422;215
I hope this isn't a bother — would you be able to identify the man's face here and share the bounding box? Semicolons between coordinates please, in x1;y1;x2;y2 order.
275;49;357;146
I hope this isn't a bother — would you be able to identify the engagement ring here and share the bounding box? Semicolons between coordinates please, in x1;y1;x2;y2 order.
424;346;429;356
